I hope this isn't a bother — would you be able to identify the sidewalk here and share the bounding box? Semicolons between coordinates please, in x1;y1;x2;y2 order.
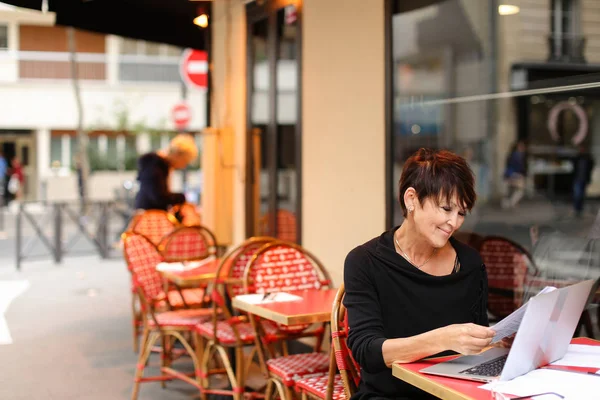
0;256;199;400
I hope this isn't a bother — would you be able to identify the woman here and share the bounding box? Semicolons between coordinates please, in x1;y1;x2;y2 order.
344;148;493;400
134;133;198;218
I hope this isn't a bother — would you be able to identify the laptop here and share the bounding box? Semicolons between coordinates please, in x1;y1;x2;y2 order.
420;279;597;382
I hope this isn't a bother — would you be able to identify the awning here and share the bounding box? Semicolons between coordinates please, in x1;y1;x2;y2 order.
1;0;210;50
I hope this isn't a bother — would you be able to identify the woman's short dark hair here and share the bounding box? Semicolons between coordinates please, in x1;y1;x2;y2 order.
398;148;476;217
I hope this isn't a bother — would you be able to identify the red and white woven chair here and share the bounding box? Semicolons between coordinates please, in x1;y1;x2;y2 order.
480;236;537;320
158;225;217;262
294;284;357;400
129;209;179;246
123;232;212;400
195;237;278;400
330;284;360;398
243;241;333;400
122;231;206;353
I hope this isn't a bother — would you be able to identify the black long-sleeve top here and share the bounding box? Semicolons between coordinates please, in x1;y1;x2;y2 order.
134;152;186;211
343;228;489;400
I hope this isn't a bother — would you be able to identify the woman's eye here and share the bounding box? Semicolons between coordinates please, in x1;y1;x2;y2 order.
458;212;466;217
442;207;452;212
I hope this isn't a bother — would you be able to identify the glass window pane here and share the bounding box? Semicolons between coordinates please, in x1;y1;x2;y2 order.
106;137;118;170
0;25;8;50
390;0;599;284
125;135;137;170
50;136;62;168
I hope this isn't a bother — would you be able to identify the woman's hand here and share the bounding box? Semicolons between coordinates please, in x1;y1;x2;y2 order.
441;323;495;355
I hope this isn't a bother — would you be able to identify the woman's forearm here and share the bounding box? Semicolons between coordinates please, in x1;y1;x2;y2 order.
381;327;447;367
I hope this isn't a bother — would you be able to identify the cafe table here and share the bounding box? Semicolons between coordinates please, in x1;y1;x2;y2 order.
231;288;339;326
391;337;599;400
156;258;220;288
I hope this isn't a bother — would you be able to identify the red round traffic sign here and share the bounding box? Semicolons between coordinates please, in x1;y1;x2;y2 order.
172;102;192;130
180;49;208;89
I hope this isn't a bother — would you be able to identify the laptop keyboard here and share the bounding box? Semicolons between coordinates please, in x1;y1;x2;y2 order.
459;354;508;377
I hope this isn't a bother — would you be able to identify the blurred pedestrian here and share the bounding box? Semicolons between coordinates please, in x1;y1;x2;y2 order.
572;145;595;217
134;133;199;222
0;151;7;206
502;140;527;209
6;156;24;204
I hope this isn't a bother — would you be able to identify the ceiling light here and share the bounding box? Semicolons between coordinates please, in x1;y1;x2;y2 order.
499;5;520;15
194;8;209;28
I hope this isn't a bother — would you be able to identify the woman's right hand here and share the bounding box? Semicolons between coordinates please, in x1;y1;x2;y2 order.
441;323;495;355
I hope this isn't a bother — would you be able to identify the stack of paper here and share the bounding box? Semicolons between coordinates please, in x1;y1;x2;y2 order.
156;258;214;272
491;286;556;343
235;292;303;304
551;344;600;369
480;369;600;399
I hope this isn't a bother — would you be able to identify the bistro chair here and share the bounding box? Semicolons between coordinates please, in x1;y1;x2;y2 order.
123;231;206;353
195;236;278;400
294;284;353;400
158;225;218;262
243;241;333;400
480;236;537;320
330;284;360;398
128;209;179;246
122;232;212;400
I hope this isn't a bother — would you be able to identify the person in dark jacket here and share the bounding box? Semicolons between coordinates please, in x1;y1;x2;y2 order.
572;145;595;217
502;140;527;209
134;133;198;211
344;148;494;400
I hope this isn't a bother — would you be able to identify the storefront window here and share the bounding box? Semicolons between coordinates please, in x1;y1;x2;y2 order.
388;0;600;270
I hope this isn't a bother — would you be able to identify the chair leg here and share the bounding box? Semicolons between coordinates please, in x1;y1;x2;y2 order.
131;331;160;400
270;378;289;400
160;334;168;388
132;293;140;353
284;383;295;400
234;346;245;400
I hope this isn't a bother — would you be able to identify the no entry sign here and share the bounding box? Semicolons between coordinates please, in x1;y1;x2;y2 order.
180;49;208;89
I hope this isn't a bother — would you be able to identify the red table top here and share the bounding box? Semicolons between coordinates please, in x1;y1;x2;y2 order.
232;288;339;325
157;258;220;287
392;337;599;400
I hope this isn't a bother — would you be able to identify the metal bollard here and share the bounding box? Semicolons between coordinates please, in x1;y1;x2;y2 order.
53;203;62;264
15;202;22;271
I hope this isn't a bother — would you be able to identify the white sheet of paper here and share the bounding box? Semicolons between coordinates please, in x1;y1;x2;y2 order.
551;344;600;368
156;258;214;272
235;292;303;305
479;369;600;399
491;286;556;343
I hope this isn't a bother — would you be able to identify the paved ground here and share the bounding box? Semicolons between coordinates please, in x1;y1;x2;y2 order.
0;256;202;400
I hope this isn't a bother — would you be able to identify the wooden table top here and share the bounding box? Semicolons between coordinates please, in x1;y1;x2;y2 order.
157;258;220;287
232;288;339;326
392;337;599;400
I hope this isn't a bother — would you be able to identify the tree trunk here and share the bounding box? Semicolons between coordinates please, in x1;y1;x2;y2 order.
67;27;89;210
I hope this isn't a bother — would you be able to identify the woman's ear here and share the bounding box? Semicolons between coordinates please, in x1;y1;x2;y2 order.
403;187;417;213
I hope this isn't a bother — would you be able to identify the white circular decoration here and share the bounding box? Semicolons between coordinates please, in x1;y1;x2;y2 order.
547;101;588;145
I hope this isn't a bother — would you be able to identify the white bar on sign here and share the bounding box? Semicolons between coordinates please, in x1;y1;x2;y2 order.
187;61;208;74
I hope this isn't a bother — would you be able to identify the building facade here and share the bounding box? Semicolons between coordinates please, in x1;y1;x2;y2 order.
0;4;207;201
203;0;600;284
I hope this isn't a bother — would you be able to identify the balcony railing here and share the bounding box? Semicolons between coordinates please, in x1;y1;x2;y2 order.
547;34;586;63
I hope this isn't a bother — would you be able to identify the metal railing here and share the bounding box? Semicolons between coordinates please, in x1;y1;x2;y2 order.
15;200;130;270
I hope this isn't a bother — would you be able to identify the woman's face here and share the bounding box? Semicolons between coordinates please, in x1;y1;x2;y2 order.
412;194;466;248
